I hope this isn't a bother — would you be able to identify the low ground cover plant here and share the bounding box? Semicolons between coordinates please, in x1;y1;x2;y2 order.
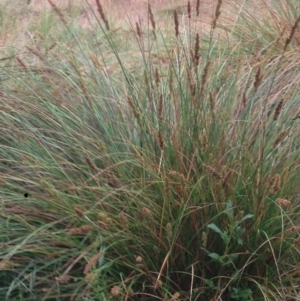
1;0;300;300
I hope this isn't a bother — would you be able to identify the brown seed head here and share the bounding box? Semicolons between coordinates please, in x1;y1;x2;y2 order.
242;91;247;108
74;207;85;218
85;272;97;283
95;0;110;30
194;33;200;66
48;0;67;26
204;164;222;179
97;221;108;230
270;174;281;194
174;10;179;37
148;4;156;36
84;252;104;275
294;237;300;244
136;21;142;38
187;1;191;19
212;0;222;29
155;279;162;288
172;292;180;300
111;285;121;296
190;82;196;98
285;226;300;235
222;170;232;188
253;66;262;90
98;212;111;224
273;98;284;121
209;91;215;112
16;57;27;69
67;224;93;236
89;53;102;69
127;96;141;125
86;157;99;173
119;212;129;228
47;42;56;51
55;274;72;283
141;207;152;218
26;46;45;62
274;130;287;147
168;170;186;182
136;256;143;263
200;61;210;94
284;14;300;50
0;260;19;270
158;131;164;150
169;69;173;92
158;93;163;124
276;198;291;207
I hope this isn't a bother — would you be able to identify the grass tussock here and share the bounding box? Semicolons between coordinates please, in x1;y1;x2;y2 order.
1;0;300;300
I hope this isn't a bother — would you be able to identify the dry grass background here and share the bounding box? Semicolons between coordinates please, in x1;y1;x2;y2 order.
0;0;275;49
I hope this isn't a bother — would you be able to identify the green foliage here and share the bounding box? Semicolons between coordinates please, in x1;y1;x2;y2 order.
1;0;300;300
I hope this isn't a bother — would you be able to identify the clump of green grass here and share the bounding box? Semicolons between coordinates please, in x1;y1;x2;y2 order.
1;0;300;300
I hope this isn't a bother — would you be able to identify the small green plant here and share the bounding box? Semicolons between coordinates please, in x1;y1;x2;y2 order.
207;200;254;264
229;286;252;300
